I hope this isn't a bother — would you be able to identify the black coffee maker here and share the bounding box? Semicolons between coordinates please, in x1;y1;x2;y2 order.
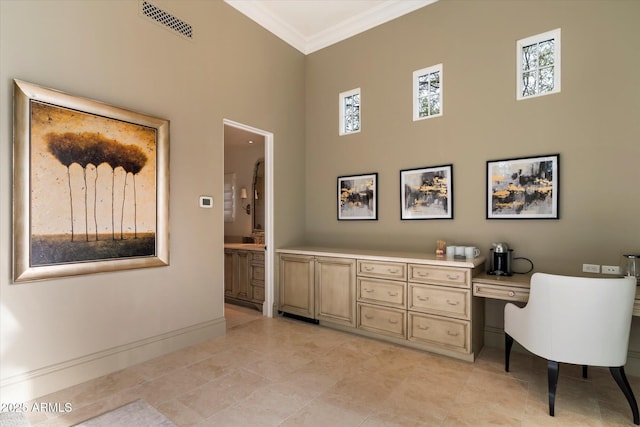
488;242;513;276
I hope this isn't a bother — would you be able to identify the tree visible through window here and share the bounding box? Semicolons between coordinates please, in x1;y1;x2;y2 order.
339;88;361;135
517;29;561;100
413;64;442;121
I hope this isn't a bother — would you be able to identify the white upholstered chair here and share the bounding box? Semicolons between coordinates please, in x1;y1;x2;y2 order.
504;272;639;424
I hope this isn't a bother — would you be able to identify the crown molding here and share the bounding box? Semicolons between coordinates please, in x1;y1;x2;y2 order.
225;0;437;55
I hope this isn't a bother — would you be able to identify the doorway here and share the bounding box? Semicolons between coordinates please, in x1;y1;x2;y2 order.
223;119;274;317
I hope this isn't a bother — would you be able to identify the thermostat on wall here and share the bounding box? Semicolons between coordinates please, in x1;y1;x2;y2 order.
199;196;213;208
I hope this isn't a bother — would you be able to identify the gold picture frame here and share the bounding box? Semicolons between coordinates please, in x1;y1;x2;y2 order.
13;79;170;282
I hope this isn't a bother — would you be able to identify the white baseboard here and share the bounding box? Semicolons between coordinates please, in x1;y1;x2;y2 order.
483;326;640;377
1;317;226;402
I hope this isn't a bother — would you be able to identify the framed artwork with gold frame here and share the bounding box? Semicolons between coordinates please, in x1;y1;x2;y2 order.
13;79;170;282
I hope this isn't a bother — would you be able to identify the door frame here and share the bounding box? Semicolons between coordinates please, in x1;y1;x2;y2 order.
223;118;274;317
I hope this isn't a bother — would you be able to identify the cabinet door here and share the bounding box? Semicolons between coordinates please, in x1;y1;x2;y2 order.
279;254;315;319
315;257;356;327
235;251;250;299
224;250;234;296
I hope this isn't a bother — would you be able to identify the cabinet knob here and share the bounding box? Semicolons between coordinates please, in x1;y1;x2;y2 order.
508;291;515;297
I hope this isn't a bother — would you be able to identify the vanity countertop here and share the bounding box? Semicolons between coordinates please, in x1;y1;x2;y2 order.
224;243;265;251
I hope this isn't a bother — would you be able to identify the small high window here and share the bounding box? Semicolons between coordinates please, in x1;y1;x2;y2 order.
413;64;442;121
339;88;361;135
517;29;561;100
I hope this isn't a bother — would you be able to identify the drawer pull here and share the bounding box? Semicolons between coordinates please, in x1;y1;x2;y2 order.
387;268;399;273
447;331;459;337
364;266;375;271
365;314;374;320
417;324;430;330
417;296;430;301
364;288;375;293
417;271;430;277
446;300;459;306
388;319;398;324
387;291;398;297
447;274;460;280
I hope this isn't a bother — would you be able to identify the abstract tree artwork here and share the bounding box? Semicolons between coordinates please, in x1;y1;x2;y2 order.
486;154;559;219
13;80;169;282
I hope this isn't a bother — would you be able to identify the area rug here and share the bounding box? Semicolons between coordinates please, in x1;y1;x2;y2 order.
0;412;31;427
74;399;176;427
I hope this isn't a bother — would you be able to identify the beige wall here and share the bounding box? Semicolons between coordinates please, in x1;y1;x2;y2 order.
0;0;305;400
304;0;640;359
305;0;639;275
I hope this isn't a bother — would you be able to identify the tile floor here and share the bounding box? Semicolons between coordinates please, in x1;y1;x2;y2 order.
22;304;640;426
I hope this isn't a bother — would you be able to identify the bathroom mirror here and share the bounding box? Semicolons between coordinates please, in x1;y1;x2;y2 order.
252;159;265;233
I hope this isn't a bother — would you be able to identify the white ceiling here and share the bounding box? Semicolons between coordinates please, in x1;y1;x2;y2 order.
224;0;438;55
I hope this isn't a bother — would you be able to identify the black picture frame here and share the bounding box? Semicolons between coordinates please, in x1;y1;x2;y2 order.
400;164;453;220
486;154;559;219
338;173;378;220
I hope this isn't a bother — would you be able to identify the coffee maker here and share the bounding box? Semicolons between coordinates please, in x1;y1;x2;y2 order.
488;242;513;276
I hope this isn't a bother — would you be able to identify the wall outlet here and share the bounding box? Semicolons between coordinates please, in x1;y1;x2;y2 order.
582;263;600;273
602;265;621;275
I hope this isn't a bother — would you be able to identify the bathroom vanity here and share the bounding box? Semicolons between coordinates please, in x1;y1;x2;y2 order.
224;243;265;311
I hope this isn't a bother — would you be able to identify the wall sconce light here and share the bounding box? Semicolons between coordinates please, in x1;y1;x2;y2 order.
240;187;251;215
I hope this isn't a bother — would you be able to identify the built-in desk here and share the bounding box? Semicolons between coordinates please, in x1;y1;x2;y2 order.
472;272;640;316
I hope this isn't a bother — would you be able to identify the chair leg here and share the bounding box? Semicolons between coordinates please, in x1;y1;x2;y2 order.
548;360;559;417
505;333;514;372
582;365;588;379
610;366;640;425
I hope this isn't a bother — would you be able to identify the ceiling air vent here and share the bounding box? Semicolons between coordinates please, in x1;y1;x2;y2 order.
141;1;193;40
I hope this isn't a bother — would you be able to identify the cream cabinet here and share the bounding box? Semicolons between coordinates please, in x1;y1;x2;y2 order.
224;247;264;311
279;254;315;319
315;256;356;327
277;247;484;362
278;254;356;327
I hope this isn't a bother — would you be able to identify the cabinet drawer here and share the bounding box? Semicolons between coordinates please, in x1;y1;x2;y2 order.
357;260;407;281
251;265;265;281
409;284;469;320
408;312;470;353
357;303;406;339
357;277;406;308
252;285;265;301
252;252;265;262
473;283;529;302
408;265;469;288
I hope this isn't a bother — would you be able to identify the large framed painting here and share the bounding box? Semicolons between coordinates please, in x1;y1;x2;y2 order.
13;79;170;282
400;164;453;220
338;173;377;220
486;154;559;219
